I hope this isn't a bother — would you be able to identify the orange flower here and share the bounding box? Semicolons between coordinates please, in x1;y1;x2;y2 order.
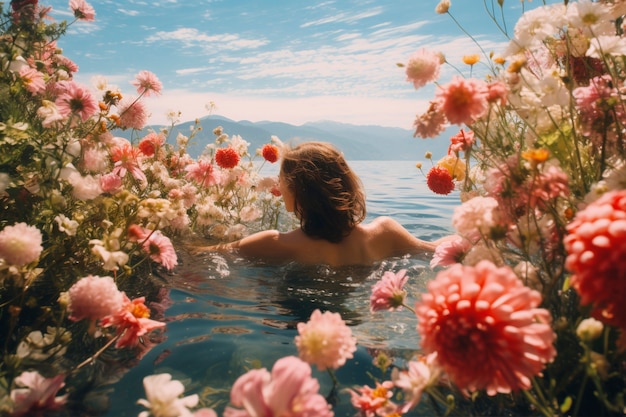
261;143;279;163
462;54;480;65
522;148;550;165
215;146;240;169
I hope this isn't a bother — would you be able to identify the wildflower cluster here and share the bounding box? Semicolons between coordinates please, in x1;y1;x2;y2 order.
0;1;288;415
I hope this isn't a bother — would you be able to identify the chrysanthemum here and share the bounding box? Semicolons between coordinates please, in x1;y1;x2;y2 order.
437;154;466;181
117;96;148;130
131;70;163;97
415;260;556;395
261;143;280;163
436;76;489;126
54;80;98;122
564;190;626;328
67;275;125;322
426;166;455;195
215;147;240;169
129;225;178;271
0;222;43;266
370;269;408;312
69;0;95;21
295;309;357;371
405;48;442;89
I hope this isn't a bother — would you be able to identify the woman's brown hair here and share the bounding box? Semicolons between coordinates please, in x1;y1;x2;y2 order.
280;141;366;243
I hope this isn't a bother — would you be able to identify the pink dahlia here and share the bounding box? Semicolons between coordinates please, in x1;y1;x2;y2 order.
415;260;556;395
370;269;408;312
435;76;489;126
111;143;147;183
67;275;125;322
564;190;626;328
295;309;357;371
405;48;442;89
215;147;240;169
131;70;163;97
0;222;43;266
261;143;280;163
224;356;333;417
10;371;67;416
426;166;455;195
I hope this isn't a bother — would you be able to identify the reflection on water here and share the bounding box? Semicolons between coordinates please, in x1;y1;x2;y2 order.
101;161;457;417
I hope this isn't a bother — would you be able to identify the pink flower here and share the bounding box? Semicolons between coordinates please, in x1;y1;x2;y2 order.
215;146;240;169
132;70;163;97
370;269;408;312
100;172;123;194
415;260;556;395
138;132;165;157
405;48;442;89
67;275;125;322
392;353;440;413
413;101;447;138
347;380;397;417
10;371;67;416
111;143;147;183
19;66;46;95
295;309;357;371
69;0;95;21
0;222;43;266
128;225;178;270
185;160;221;187
117;96;148;130
54;80;98;121
101;293;166;349
426;166;455;195
430;235;472;268
564;190;626;329
224;356;333;417
529;165;570;210
448;128;475;154
436;76;489;125
486;80;508;106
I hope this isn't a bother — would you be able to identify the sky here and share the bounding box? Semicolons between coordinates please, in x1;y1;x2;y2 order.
44;0;554;129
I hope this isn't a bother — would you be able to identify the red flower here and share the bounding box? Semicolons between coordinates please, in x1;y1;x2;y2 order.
101;294;165;349
416;260;556;395
215;146;240;169
564;190;626;328
138;132;164;157
426;166;455;195
262;143;280;163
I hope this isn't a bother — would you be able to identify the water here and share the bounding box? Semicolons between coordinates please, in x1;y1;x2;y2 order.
100;160;457;417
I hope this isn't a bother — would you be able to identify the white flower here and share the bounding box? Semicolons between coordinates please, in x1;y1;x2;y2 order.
451;196;501;238
55;214;79;236
576;318;604;342
229;134;250;156
587;35;626;58
239;205;261;223
0;172;9;193
566;0;615;37
137;374;199;417
0;222;43;266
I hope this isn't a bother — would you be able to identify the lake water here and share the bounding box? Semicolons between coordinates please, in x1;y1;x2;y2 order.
100;160;458;417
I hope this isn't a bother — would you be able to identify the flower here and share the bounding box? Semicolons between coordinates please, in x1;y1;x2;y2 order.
415;260;556;395
19;65;45;95
132;70;163;97
185;160;220;187
0;222;43;266
347;380;397;417
451;196;501;238
138;132;165;156
437;154;466;181
564;189;626;329
576;318;604;342
405;48;442;89
137;373;199;417
295;309;357;371
54;80;99;122
448;128;475;154
66;275;125;322
10;371;67;416
392;353;440;413
128;225;178;270
426;165;455;195
261;143;280;163
215;146;240;169
435;75;489;125
430;235;472;268
117;96;148;130
223;356;333;417
69;0;95;21
370;269;408;312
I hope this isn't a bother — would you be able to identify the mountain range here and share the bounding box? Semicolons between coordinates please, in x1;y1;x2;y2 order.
118;115;454;161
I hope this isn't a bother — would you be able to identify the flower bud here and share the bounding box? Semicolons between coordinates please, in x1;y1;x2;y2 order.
576;317;604;342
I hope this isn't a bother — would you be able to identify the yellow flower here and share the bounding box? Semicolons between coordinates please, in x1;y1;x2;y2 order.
462;54;480;66
437;154;466;181
435;0;450;14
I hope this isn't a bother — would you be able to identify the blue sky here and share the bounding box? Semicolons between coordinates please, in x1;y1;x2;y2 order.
45;0;554;128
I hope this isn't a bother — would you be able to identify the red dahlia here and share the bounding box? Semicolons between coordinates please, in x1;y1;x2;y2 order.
426;166;455;195
262;144;279;163
215;146;240;169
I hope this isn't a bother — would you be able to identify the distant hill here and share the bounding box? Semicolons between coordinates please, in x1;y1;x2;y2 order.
114;115;454;161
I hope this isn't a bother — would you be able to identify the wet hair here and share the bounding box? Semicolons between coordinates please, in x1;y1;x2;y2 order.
280;141;366;243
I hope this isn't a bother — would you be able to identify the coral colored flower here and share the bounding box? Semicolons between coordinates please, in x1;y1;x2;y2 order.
564;190;626;328
413;101;447;138
415;260;556;395
0;222;43;266
370;269;408;312
117;96;148;130
128;225;178;270
430;235;472;268
19;66;45;95
111;143;147;183
55;80;98;122
448;129;475;154
405;48;442;89
392;353;440;413
436;76;489;125
347;380;397;417
10;371;67;416
137;373;199;417
69;0;95;21
100;172;123;193
138;132;165;156
224;356;333;417
101;293;166;349
215;146;240;169
426;166;455;195
185;160;220;187
261;143;280;163
66;275;125;322
295;309;357;371
132;70;163;97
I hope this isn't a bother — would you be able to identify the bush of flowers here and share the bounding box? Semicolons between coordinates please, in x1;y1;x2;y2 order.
0;1;288;415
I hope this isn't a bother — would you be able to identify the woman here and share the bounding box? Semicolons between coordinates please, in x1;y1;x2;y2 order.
196;141;447;267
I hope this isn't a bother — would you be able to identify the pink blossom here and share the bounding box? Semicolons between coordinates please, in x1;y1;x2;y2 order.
430;235;472;268
436;76;489;126
0;222;43;266
100;172;123;194
110;143;147;183
54;80;98;122
128;225;178;270
69;0;95;21
54;54;79;75
529;165;570;210
132;70;163;97
10;371;67;416
448;128;475;154
18;66;46;95
369;269;408;312
67;275;125;322
347;380;397;417
392;353;440;413
295;309;357;371
486;80;508;105
415;260;556;395
117;96;148;130
405;48;442;89
224;356;333;417
37;100;64;127
185;160;221;188
138;132;165;157
101;293;166;349
413;101;447;138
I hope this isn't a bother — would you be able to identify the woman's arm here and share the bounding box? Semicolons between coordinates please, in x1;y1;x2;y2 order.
376;216;447;254
188;230;296;262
